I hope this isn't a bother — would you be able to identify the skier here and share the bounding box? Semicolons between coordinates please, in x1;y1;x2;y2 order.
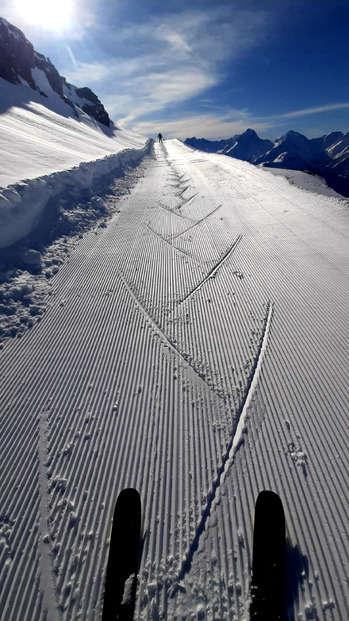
158;132;163;143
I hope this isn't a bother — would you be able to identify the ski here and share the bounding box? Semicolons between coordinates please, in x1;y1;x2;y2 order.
102;488;141;621
250;490;286;620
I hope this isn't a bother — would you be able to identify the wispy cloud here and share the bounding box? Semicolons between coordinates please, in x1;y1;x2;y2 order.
62;5;269;125
63;61;112;85
129;111;273;141
117;69;218;124
128;101;349;141
281;103;349;118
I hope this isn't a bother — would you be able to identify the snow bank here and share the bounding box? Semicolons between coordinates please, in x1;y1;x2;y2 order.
0;75;152;249
0;77;146;187
0;139;153;249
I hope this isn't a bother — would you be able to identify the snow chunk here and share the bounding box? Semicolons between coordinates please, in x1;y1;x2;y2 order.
21;249;42;270
121;573;137;606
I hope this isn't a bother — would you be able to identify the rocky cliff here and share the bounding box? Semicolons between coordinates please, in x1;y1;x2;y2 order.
0;17;111;127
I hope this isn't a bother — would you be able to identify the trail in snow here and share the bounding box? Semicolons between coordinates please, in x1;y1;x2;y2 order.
0;140;348;621
175;301;273;583
172;203;223;239
116;269;221;402
178;234;243;304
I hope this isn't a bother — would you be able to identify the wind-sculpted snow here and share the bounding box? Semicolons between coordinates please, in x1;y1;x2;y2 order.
0;140;348;620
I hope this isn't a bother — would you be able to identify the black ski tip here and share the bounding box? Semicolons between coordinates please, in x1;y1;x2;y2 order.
102;488;141;621
250;490;286;621
116;488;141;517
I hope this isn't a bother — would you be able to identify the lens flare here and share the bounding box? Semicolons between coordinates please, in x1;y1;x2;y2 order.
15;0;73;31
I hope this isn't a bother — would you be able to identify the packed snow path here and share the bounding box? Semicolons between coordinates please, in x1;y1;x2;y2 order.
0;140;348;621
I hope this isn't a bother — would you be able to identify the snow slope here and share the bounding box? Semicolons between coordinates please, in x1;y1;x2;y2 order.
0;140;348;621
0;77;147;248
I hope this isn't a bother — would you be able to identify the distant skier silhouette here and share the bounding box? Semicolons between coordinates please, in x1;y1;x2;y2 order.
158;133;163;143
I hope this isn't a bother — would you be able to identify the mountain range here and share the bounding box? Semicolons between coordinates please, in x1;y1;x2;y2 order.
185;129;349;197
1;16;348;198
0;17;110;127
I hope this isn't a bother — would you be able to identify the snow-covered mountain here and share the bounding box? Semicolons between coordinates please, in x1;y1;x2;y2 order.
185;129;349;196
0;17;149;250
0;17;110;126
185;130;273;163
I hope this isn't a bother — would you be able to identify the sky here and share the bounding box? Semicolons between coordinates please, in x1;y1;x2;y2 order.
0;0;348;140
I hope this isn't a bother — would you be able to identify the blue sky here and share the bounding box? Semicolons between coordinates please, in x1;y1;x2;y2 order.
1;0;349;140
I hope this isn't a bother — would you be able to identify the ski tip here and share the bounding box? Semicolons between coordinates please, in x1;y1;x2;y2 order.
255;489;284;511
253;490;285;537
114;488;141;528
116;488;141;511
117;488;141;503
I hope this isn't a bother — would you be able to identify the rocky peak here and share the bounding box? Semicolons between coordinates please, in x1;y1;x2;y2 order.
0;17;36;88
0;17;111;127
75;87;110;127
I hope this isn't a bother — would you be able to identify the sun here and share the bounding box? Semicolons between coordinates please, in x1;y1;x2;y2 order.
15;0;73;31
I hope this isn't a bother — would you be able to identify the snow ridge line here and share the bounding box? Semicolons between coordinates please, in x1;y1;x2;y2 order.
117;270;225;402
178;235;243;305
172;204;223;240
38;413;60;621
174;301;274;585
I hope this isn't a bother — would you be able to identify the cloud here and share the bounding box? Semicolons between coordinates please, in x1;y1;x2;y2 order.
281;103;349;118
61;4;269;124
124;100;349;141
127;111;273;141
117;69;218;124
63;61;112;85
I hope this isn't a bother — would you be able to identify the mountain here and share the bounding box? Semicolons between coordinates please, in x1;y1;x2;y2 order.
185;130;273;163
0;17;110;127
185;129;349;197
0;17;149;250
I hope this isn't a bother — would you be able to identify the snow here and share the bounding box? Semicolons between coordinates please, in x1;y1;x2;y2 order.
0;100;348;621
0;77;149;249
0;17;23;41
0;78;146;188
262;167;343;197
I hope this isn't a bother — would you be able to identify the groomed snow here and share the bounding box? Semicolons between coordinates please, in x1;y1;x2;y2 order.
0;137;348;620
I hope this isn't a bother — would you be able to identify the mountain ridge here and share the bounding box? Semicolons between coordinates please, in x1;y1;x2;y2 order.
0;17;111;127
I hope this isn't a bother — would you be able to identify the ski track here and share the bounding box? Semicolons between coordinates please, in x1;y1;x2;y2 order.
173;301;274;585
172;203;223;240
0;141;348;620
143;222;196;261
178;234;243;305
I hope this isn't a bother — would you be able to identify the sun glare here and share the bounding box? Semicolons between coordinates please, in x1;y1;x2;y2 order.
15;0;73;31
